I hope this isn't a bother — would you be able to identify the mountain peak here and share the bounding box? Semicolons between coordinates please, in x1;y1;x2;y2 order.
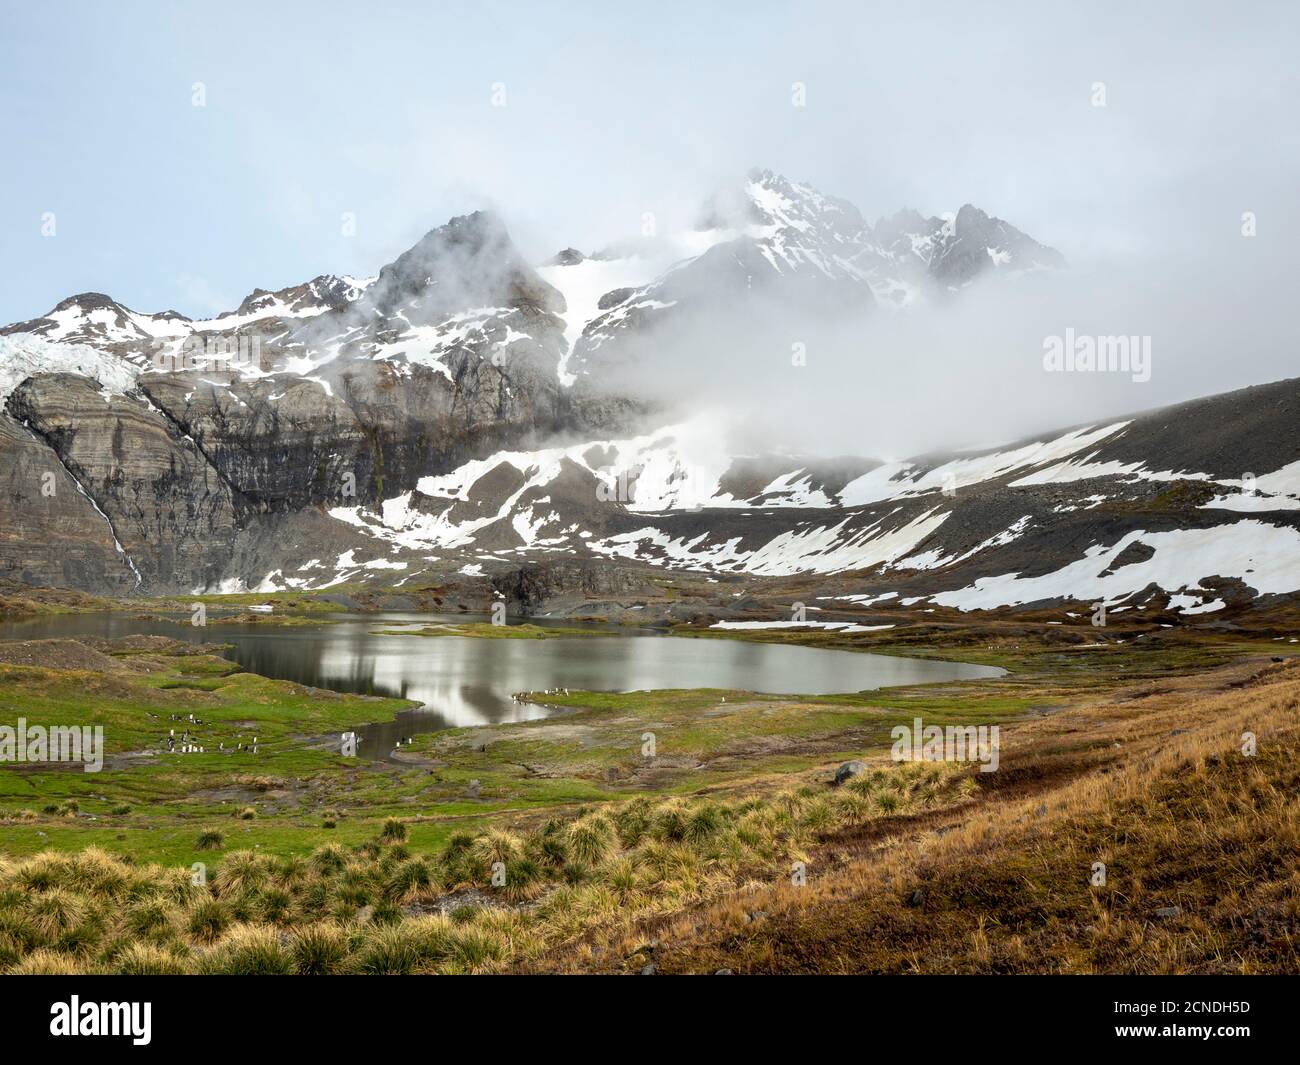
545;247;586;267
54;292;124;312
696;168;868;247
928;205;1065;282
228;273;372;320
344;210;565;327
1;291;193;347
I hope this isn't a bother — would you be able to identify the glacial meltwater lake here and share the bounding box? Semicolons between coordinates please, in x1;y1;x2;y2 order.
0;612;1004;759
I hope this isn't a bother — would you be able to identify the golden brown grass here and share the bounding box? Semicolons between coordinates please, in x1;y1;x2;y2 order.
0;757;969;974
6;654;1297;975
542;657;1300;973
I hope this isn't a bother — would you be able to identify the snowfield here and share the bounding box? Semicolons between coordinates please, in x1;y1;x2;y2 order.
931;520;1300;611
0;336;140;402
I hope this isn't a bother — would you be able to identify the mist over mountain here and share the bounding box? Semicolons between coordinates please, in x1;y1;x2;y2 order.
6;3;1300;993
2;167;1299;623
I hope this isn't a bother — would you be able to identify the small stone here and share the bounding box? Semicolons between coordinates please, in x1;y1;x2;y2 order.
715;968;733;975
1153;905;1183;919
833;760;867;787
908;888;926;907
639;962;656;975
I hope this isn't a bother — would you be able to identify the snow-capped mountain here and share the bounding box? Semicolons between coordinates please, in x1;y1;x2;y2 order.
10;167;1294;621
558;169;1063;383
307;376;1300;618
0;275;376;362
1;169;1061;392
0;293;193;358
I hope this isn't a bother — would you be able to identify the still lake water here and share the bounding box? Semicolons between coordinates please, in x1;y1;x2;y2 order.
0;612;1004;759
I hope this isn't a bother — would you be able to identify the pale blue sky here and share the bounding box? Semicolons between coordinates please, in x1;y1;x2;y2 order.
2;0;1296;333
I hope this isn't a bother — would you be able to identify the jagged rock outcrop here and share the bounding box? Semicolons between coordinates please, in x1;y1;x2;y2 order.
331;337;575;501
0;413;137;593
490;560;661;612
139;373;373;510
225;274;372;320
7;374;238;591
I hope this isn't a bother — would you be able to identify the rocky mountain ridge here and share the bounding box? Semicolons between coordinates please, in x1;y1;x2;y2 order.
6;169;1294;621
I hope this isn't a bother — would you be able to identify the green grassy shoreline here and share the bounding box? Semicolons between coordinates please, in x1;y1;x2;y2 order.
2;601;1295;973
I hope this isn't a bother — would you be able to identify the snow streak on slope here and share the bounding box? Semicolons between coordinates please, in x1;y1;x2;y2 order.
589;507;950;576
537;235;732;386
193;275;375;333
418;420;734;512
328;420;737;551
840;422;1131;505
538;256;665;386
931;521;1300;611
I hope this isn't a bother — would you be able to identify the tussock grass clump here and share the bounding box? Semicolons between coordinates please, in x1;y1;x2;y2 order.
288;921;351;975
67;847;132;897
271;855;310;887
198;923;294;975
13;852;72;893
612;800;653;847
196;829;225;851
256;887;295;925
874;792;901;815
442;924;507;972
684;804;727;844
350;916;454;974
601;857;648;906
384;857;436;902
113;942;190;975
0;932;25;968
185;899;231;944
212;851;270;898
530;829;570;868
469;828;523;870
499;858;544;903
310;842;349;874
651;801;689;843
379;818;408;843
9;948;87;975
25;888;89;941
123;897;178;940
0;747;983;975
566;813;618;865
